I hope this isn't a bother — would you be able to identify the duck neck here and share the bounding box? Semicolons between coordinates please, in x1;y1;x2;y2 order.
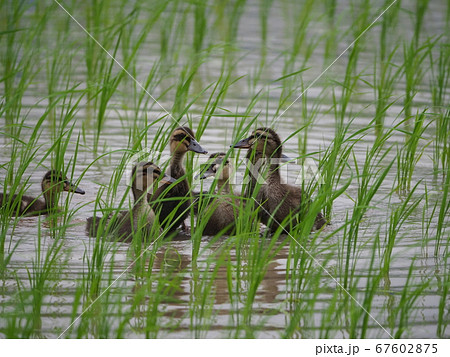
133;186;154;204
245;153;262;197
132;186;142;202
170;151;186;178
217;178;232;195
132;187;153;216
266;150;282;184
131;188;154;231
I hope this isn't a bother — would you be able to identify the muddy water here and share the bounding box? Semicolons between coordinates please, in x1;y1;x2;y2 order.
1;0;449;338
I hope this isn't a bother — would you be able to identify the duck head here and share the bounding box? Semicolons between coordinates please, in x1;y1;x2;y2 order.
196;152;231;181
42;170;85;195
232;127;282;158
169;127;208;155
132;161;176;196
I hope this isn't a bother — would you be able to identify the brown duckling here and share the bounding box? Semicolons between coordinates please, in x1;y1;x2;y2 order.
196;152;236;236
0;170;85;216
233;127;326;231
151;126;208;232
87;162;175;242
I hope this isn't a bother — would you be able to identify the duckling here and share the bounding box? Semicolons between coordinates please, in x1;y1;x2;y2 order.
0;170;85;216
233;127;326;231
87;162;175;242
151;126;208;232
196;152;236;236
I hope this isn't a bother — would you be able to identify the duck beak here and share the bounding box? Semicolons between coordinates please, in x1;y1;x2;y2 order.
232;137;252;149
187;139;208;154
74;187;86;195
195;167;215;180
281;153;295;163
65;181;85;195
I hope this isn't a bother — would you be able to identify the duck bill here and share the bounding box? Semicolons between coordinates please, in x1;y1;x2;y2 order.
187;139;208;154
196;168;215;180
74;187;86;194
280;153;294;163
232;137;252;149
65;181;85;195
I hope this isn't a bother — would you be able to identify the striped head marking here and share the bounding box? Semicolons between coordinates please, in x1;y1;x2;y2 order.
170;127;207;154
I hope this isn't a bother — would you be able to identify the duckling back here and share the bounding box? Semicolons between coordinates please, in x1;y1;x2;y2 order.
1;193;46;216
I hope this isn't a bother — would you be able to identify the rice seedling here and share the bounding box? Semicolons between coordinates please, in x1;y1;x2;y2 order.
259;0;274;56
373;46;401;138
318;111;357;221
349;0;372;55
226;0;247;47
437;256;449;337
396;110;429;194
84;0;114;118
340;142;395;290
323;0;337;63
429;43;450;176
189;248;223;338
280;0;316;103
26;223;66;337
413;0;430;48
345;234;383;339
402;38;434;125
193;1;207;55
379;0;401;63
389;259;430;338
296;82;324;158
434;151;450;256
1;0;46;125
382;183;421;274
92;31;128;154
